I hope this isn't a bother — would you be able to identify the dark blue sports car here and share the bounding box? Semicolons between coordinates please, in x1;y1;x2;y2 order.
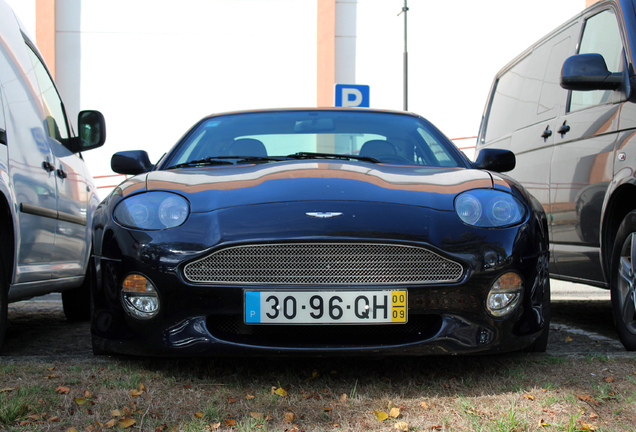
91;108;550;356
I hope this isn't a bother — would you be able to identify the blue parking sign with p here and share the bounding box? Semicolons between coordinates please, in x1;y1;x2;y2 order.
335;84;370;107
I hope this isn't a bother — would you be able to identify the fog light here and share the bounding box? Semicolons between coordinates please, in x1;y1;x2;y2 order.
121;273;160;319
486;272;523;317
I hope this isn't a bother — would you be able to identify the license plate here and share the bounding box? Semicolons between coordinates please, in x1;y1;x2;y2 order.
244;290;407;324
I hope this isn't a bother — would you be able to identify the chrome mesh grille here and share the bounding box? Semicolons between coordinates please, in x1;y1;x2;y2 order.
183;243;463;285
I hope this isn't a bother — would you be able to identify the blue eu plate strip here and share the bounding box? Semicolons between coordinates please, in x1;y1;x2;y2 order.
245;291;261;323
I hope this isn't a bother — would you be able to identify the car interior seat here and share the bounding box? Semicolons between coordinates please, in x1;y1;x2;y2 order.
359;139;396;158
229;138;268;156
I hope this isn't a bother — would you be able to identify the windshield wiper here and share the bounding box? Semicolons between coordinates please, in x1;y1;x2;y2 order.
286;152;379;163
167;155;289;170
166;157;235;169
233;156;289;164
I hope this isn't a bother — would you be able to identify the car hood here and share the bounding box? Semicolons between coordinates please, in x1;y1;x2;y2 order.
120;161;499;213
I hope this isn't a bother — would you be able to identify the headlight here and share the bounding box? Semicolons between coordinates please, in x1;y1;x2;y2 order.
486;272;523;317
455;190;525;227
114;192;190;230
121;273;160;319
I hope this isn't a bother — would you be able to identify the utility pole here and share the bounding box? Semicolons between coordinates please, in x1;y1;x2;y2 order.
398;0;409;111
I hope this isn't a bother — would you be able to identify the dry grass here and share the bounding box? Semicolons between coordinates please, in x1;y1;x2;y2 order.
1;354;635;431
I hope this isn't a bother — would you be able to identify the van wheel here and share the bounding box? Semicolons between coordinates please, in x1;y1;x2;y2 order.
0;259;7;352
62;263;92;322
610;211;636;351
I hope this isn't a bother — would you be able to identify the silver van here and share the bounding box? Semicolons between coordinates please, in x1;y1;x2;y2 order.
0;0;105;351
476;0;636;350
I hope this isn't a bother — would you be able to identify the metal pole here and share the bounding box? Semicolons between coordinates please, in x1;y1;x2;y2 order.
399;0;409;111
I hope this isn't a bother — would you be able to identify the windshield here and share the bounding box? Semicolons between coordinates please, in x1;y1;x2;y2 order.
161;110;468;169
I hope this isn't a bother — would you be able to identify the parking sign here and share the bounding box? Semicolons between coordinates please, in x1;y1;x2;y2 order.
335;84;370;107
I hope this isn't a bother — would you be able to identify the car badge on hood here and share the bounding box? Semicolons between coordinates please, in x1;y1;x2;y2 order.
306;212;343;219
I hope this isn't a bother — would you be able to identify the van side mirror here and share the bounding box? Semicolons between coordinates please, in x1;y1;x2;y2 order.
473;148;516;173
111;150;153;175
560;53;623;91
70;110;106;153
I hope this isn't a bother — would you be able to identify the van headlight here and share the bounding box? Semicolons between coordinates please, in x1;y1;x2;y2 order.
114;192;190;230
455;190;525;227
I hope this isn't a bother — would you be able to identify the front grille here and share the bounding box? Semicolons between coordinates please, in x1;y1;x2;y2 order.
183;243;463;285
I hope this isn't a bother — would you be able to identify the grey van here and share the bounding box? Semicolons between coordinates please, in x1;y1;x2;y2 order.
476;0;636;350
0;0;105;351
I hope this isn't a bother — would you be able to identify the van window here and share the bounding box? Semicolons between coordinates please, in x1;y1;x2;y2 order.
538;37;572;115
483;29;573;142
483;56;531;141
25;43;70;144
570;9;624;111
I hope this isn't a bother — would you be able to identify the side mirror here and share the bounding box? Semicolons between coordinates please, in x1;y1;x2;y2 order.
474;148;516;173
71;110;106;153
560;53;623;91
111;150;153;175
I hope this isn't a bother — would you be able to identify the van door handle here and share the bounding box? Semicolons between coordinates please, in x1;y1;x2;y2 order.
557;121;571;136
42;160;55;172
541;126;552;139
56;168;68;179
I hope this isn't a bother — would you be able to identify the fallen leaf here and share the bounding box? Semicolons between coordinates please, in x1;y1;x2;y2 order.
389;407;401;418
48;416;59;422
374;411;389;421
579;423;596;431
589;413;599;420
0;387;14;393
420;401;430;410
111;409;122;417
65;428;79;432
251;412;264;421
324;407;333;412
284;412;295;423
273;387;288;397
129;389;144;398
105;419;117;428
577;395;593;402
210;422;221;429
340;393;347;402
605;376;615;383
523;394;535;401
565;336;573;342
74;397;87;405
117;417;136;428
246;394;255;400
194;412;203;418
56;386;70;395
224;419;236;427
394;421;409;431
